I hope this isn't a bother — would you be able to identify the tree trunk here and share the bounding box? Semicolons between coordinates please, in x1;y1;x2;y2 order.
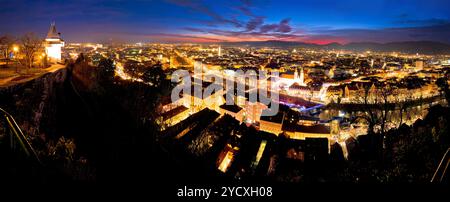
368;122;375;136
28;57;32;69
5;50;9;66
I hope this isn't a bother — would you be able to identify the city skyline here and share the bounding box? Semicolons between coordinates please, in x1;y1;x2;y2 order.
1;0;450;44
1;0;450;196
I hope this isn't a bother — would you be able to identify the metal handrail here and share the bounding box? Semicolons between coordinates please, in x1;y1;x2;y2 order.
0;107;42;165
431;147;450;183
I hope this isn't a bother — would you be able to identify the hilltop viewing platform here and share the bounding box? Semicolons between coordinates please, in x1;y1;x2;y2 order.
0;23;65;87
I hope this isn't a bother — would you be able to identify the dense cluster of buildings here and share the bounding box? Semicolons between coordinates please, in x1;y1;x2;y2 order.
60;41;449;176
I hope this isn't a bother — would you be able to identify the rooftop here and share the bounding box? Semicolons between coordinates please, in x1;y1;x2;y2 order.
282;122;330;134
260;111;284;123
161;105;189;120
219;104;242;113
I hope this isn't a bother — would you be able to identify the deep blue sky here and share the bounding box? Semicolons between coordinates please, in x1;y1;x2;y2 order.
1;0;450;44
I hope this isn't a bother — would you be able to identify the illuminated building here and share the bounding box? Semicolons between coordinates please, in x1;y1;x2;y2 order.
330;119;340;140
44;22;64;63
217;144;239;173
243;102;267;123
327;66;336;78
283;124;331;140
251;140;267;169
298;67;305;85
280;67;306;90
156;96;189;131
415;60;424;70
259;111;285;135
326;85;344;101
288;83;311;97
181;83;225;113
157;105;190;131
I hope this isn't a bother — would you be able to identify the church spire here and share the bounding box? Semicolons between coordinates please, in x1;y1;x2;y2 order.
299;67;304;85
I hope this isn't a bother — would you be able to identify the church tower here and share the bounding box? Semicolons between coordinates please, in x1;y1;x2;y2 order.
294;67;298;80
44;22;64;63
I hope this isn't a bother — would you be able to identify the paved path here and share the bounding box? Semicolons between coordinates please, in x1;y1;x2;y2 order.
0;64;65;87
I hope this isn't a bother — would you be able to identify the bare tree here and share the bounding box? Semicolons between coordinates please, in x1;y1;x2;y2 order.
0;35;16;65
20;33;42;69
353;83;380;135
353;83;397;135
397;92;413;127
0;36;8;59
378;84;395;134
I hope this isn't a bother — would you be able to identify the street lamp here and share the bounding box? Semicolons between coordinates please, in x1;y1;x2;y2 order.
12;45;19;72
12;45;19;53
41;53;47;68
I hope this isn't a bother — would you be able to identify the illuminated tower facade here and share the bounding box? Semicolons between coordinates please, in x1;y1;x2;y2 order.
295;67;305;85
299;67;304;85
294;67;298;80
44;22;64;63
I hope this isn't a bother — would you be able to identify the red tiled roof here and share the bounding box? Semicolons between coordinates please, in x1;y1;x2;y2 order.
162;105;189;120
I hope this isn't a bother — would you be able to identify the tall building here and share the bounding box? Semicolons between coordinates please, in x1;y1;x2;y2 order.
44;22;64;63
218;46;222;57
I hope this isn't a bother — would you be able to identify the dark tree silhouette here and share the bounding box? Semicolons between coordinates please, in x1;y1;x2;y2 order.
436;77;450;104
0;35;15;66
353;84;379;135
97;58;115;84
142;63;165;88
20;33;42;69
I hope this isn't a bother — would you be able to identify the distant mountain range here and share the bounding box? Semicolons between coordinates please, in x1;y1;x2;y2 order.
219;40;450;55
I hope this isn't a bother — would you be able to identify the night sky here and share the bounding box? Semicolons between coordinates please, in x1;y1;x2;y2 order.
1;0;450;44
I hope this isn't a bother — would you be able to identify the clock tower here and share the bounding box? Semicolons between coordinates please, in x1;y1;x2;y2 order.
44;22;64;63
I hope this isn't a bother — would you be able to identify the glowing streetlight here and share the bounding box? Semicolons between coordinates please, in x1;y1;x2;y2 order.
13;45;19;52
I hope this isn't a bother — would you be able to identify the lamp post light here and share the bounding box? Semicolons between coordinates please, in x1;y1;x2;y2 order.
12;45;19;61
12;45;19;59
12;45;19;73
41;53;47;68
